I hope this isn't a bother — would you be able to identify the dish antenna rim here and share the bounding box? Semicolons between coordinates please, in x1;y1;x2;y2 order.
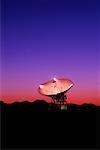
38;78;74;96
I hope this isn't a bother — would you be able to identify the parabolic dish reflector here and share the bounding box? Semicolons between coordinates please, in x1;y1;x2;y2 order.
38;78;73;96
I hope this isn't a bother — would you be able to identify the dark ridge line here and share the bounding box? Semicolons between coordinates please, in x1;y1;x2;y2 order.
0;99;99;106
0;99;48;105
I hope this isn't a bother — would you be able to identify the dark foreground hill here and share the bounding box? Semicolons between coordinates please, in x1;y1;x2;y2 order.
1;100;100;149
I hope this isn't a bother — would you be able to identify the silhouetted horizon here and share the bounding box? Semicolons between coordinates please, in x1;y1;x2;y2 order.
1;99;100;113
1;98;99;149
0;99;99;106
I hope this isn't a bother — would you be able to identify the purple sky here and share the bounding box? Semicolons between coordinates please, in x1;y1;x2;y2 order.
1;0;100;104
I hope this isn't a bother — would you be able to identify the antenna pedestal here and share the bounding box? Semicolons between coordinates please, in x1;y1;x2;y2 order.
49;93;67;111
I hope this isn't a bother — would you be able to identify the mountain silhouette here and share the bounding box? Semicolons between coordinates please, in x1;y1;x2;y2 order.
1;100;100;149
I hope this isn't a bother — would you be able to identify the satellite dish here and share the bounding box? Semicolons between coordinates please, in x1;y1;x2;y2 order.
38;78;73;110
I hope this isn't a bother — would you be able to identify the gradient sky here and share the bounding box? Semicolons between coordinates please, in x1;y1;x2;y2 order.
1;0;100;105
